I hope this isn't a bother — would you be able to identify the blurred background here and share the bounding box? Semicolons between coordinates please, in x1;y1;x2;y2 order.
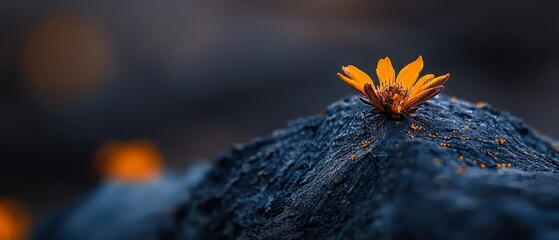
1;0;559;236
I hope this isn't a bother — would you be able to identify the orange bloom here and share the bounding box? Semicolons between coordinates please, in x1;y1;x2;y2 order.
337;56;450;114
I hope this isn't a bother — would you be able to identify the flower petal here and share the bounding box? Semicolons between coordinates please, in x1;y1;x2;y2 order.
338;65;375;95
376;57;395;87
403;86;444;109
421;73;450;91
409;74;434;98
337;72;365;95
345;65;374;85
364;83;385;111
396;56;424;90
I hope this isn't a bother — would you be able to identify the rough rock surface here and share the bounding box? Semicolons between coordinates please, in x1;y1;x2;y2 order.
32;166;210;240
34;95;559;240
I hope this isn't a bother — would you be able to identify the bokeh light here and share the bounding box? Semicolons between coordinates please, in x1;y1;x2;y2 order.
95;140;163;183
19;11;113;103
0;199;31;240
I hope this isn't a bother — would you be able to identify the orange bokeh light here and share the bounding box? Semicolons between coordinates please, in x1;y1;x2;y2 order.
20;11;113;103
0;199;31;240
95;140;163;183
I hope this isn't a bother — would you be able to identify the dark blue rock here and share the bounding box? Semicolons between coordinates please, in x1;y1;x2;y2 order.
32;165;210;240
34;95;559;240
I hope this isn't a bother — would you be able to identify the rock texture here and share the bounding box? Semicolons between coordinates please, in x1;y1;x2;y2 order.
32;166;210;240
34;95;559;240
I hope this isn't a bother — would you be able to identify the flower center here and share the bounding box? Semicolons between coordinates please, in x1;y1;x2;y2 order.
378;83;408;113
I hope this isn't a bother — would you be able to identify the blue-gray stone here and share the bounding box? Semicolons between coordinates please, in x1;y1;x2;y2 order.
34;95;559;240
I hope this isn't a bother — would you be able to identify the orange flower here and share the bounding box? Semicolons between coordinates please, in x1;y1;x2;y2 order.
337;56;450;114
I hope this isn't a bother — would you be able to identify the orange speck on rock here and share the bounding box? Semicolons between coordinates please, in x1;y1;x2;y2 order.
0;199;31;240
351;154;356;161
410;123;424;131
360;140;372;149
476;102;486;107
463;125;470;130
95;140;163;183
507;163;512;167
480;163;487;168
459;155;464;160
499;139;506;145
333;178;342;185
